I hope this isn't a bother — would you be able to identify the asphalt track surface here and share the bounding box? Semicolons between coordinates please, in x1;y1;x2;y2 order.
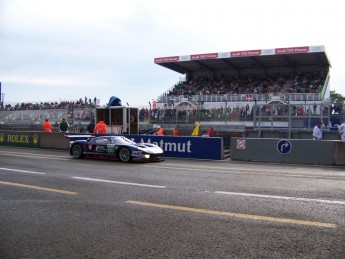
0;145;345;258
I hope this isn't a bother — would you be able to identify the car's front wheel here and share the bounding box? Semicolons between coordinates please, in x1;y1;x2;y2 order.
119;147;131;162
72;144;83;159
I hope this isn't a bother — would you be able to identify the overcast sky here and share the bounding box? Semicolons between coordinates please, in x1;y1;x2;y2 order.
1;0;344;107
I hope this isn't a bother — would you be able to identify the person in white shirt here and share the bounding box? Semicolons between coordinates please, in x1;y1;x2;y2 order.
338;121;345;142
313;121;323;140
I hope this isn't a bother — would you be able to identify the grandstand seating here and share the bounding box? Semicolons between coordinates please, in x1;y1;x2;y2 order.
161;72;326;101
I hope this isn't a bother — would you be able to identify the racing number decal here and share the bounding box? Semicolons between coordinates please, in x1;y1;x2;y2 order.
107;146;115;153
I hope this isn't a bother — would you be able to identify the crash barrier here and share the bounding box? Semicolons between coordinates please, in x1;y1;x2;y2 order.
0;131;69;149
0;131;224;160
231;137;345;166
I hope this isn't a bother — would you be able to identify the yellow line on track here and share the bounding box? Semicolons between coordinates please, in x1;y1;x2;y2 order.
126;200;336;229
0;181;78;195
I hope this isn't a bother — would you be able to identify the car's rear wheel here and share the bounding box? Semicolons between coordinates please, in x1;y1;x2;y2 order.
72;144;83;159
119;147;131;162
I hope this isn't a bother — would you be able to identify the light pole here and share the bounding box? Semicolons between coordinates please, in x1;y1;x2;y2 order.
1;93;4;109
148;101;151;124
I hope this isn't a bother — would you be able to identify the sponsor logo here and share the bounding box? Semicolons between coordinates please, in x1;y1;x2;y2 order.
138;138;192;153
231;50;261;57
275;46;309;54
7;134;29;144
191;53;218;60
32;134;39;145
95;146;106;152
154;56;179;63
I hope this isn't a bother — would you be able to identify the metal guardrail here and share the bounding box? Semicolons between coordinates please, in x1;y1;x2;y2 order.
157;92;323;104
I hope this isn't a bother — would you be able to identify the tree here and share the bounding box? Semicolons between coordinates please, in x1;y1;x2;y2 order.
330;90;345;103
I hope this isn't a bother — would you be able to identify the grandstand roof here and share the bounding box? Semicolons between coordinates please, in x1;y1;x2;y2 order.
154;45;331;75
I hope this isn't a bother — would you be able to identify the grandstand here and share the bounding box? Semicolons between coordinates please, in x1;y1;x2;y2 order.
155;45;330;106
146;45;343;136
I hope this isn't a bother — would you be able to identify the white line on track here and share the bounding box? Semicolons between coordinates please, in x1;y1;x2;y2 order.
145;164;345;180
214;191;345;205
0;151;68;160
0;167;46;175
71;176;166;189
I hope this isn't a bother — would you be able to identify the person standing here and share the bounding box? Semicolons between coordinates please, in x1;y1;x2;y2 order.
338;121;345;142
313;121;323;140
93;120;107;134
43;119;52;133
87;119;95;133
172;128;179;136
156;127;164;136
202;127;214;137
59;118;69;132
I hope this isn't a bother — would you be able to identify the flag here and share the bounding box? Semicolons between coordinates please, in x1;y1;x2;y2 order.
246;94;252;102
191;122;200;136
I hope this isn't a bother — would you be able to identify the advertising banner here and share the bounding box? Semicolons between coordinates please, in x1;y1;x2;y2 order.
0;131;41;148
127;135;223;160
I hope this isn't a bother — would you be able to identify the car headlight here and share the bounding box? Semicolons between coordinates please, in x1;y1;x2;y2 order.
144;154;150;159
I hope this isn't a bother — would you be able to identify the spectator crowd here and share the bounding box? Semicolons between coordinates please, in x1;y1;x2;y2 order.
164;72;325;97
0;97;98;111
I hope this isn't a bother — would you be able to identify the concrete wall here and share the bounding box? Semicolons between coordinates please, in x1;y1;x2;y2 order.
245;130;340;140
40;133;70;149
334;142;345;166
231;138;345;166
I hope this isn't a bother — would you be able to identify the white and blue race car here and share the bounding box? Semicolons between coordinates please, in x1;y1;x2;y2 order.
69;136;164;162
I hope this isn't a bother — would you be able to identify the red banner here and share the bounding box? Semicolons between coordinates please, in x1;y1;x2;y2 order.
246;94;253;102
231;50;261;57
275;46;309;54
190;53;218;60
154;56;179;63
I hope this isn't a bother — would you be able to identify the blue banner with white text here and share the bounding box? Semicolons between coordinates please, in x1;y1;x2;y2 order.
127;135;223;160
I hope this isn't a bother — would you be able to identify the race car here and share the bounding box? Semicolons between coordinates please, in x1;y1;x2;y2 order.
69;136;164;162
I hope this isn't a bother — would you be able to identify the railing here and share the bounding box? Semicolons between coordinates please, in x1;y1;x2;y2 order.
0;108;95;125
157;92;323;104
139;103;344;131
1;104;343;133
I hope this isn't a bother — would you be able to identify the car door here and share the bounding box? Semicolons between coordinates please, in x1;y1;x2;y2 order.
93;138;110;155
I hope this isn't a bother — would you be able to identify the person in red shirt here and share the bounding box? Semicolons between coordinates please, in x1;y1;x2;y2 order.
156;127;164;136
172;128;179;136
202;127;214;137
43;119;52;132
93;121;107;134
